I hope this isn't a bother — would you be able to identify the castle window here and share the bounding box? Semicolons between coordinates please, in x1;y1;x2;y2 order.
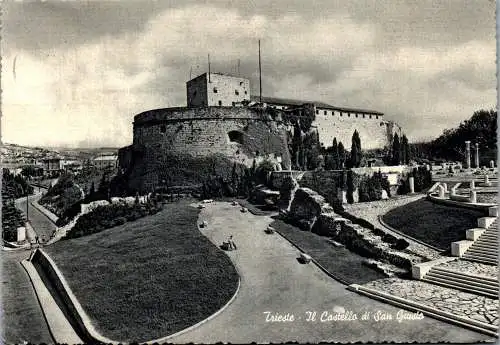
363;114;365;118
348;113;351;117
235;90;239;95
213;87;218;93
376;115;379;119
369;115;372;119
316;110;319;114
218;100;222;106
160;125;166;134
340;112;343;117
228;130;244;144
244;91;247;95
356;114;358;118
232;102;236;106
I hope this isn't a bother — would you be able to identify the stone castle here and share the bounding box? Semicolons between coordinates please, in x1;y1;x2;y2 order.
119;72;399;193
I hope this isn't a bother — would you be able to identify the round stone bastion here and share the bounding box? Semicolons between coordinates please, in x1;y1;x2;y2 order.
120;106;292;193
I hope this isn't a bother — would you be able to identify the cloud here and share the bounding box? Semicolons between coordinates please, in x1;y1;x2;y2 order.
1;1;496;147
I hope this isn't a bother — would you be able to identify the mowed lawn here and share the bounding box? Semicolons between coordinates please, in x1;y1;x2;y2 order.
44;200;239;343
382;199;485;250
271;220;386;284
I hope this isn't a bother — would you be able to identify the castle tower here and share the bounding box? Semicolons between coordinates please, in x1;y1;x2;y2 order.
186;73;250;107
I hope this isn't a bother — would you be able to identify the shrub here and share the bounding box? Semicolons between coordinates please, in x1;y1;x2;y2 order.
393;238;410;250
382;233;397;244
64;202;162;239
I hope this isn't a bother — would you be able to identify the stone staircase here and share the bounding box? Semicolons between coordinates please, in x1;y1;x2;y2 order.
421;266;498;299
462;219;498;265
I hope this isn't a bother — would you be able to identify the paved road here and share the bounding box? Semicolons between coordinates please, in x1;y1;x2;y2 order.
169;202;490;344
1;250;53;344
16;192;57;243
0;191;57;344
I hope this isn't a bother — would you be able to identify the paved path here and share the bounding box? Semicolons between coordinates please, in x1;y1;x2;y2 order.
169;202;489;344
344;194;442;259
0;192;57;344
1;250;53;344
364;278;498;326
16;193;57;243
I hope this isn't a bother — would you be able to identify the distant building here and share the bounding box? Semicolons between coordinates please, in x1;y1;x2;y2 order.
186;72;250;107
61;159;83;172
93;155;118;169
42;158;62;174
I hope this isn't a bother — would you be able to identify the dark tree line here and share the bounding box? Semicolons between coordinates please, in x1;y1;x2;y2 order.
2;169;34;201
410;109;497;163
387;133;411;165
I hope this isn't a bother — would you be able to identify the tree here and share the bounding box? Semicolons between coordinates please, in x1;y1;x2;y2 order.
338;141;346;169
331;138;339;170
403;134;411;164
349;130;362;168
346;170;355;204
392;133;401;165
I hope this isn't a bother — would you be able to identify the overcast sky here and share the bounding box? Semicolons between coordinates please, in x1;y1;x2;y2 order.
2;0;496;148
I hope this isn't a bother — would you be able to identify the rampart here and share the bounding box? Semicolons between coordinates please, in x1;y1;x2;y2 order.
123;107;291;193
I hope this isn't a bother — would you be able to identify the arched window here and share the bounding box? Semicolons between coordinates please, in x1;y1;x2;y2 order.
228;130;244;144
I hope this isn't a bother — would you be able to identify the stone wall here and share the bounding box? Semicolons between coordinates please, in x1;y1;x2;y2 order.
313;112;393;150
288;187;335;230
124;107;291;193
32;249;95;342
286;187;419;269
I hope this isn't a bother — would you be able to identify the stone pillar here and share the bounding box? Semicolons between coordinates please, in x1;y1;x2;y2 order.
409;176;415;194
450;186;457;196
442;182;448;193
484;175;490;186
469;190;477;204
17;226;26;242
465;141;471;169
474;143;479;168
438;185;445;198
490;160;495;169
470;180;475;189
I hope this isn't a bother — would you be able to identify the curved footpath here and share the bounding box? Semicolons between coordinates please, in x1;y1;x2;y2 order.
166;202;488;344
343;194;442;259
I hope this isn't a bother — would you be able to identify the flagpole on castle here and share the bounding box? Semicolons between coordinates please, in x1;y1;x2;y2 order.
258;39;262;104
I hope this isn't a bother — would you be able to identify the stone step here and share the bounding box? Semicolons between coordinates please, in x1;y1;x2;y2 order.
422;277;498;299
470;243;499;251
475;236;498;241
475;236;498;242
464;252;498;261
476;237;498;242
462;254;498;265
478;233;498;238
432;267;499;285
466;248;498;257
426;271;498;291
348;284;498;337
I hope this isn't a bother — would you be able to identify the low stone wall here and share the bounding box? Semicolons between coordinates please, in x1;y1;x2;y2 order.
31;249;98;343
317;213;416;269
31;199;59;224
286;187;420;270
